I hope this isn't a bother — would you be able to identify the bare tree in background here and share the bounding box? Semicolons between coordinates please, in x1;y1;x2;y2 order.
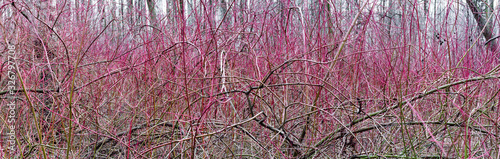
35;0;56;128
466;0;498;53
146;0;157;26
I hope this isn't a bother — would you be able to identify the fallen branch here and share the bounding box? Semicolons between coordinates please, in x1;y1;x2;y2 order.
301;74;500;158
0;89;58;95
139;111;264;156
93;121;176;150
339;121;495;141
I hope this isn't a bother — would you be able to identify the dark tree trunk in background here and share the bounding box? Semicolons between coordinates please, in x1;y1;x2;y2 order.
128;0;134;25
35;0;56;127
146;0;157;27
383;0;393;40
466;0;498;53
220;0;228;24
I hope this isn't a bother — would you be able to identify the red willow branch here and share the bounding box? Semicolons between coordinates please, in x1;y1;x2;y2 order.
72;44;178;92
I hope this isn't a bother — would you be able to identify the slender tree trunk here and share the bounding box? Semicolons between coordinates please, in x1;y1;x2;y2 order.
146;0;157;28
128;0;134;25
387;0;393;40
35;0;56;129
466;0;498;52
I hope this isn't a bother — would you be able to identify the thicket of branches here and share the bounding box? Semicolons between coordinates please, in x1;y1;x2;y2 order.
1;0;500;158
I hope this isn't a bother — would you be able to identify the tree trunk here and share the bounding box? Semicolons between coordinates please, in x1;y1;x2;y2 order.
466;0;498;52
146;0;157;27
